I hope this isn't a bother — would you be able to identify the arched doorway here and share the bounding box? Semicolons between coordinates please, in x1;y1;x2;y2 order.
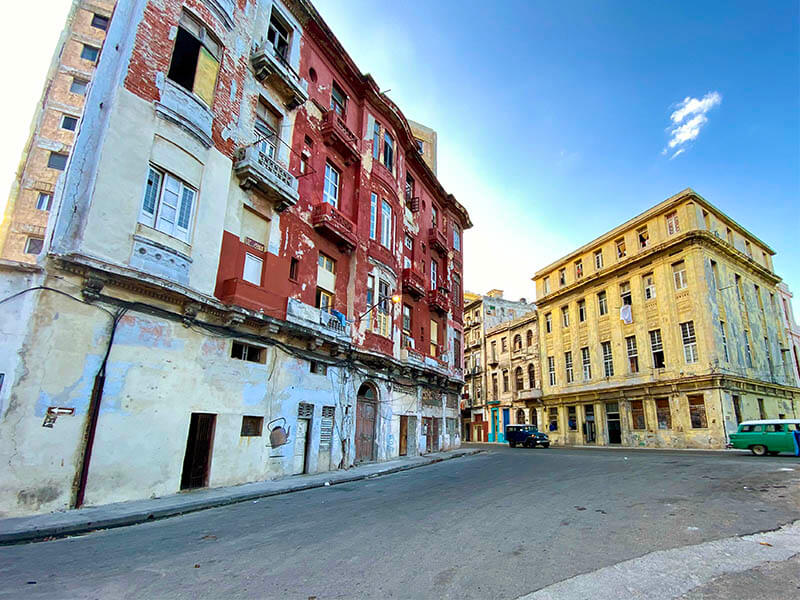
530;408;538;428
355;382;378;463
516;408;526;424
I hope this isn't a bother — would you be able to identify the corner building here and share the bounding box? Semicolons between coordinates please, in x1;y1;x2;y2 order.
533;189;799;449
0;0;470;517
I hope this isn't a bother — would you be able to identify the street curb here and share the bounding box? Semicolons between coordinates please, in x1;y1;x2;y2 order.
0;449;482;545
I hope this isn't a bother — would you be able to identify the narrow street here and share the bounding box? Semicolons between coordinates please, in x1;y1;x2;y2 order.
1;445;798;599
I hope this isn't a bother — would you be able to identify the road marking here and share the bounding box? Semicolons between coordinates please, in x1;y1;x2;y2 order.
518;520;800;600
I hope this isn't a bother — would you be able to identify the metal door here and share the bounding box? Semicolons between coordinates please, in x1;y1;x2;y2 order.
318;406;335;471
584;404;596;443
355;400;376;463
399;415;408;456
293;418;310;474
180;413;216;490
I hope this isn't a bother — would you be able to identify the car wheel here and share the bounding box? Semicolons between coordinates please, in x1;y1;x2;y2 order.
751;444;767;456
509;441;516;448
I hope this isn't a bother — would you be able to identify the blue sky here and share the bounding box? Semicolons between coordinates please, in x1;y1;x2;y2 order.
315;0;799;308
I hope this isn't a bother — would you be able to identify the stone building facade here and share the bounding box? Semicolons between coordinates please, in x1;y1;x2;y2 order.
0;0;470;517
777;282;800;385
532;189;799;449
461;290;535;441
0;0;116;263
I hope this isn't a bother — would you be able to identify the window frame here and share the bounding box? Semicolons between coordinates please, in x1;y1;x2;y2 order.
666;211;680;236
598;291;608;316
139;165;196;243
61;114;79;131
91;13;110;30
380;199;392;248
565;351;574;383
80;44;100;63
626;335;639;373
602;341;614;377
24;237;44;255
323;162;340;207
581;346;591;380
36;192;53;211
673;261;688;291
681;321;698;364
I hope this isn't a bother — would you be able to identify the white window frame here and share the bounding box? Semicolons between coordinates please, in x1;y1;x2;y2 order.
643;273;656;300
243;253;263;286
430;259;437;290
323;162;340;207
453;226;461;251
594;249;603;270
598;291;608;316
581;347;591;380
720;320;729;362
673;262;688;290
36;192;53;211
602;341;614;377
543;277;550;295
369;193;377;240
548;356;556;386
565;351;573;383
626;336;639;373
681;321;698;364
380;199;392;248
666;211;680;235
139;166;196;243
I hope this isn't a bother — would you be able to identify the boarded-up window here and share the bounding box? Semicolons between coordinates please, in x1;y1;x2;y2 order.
688;395;707;428
167;12;221;106
241;416;263;436
631;400;645;429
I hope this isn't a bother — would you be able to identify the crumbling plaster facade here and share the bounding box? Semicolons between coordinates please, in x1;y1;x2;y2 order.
0;0;470;517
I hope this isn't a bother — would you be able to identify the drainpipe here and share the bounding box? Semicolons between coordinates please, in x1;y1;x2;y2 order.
74;309;125;508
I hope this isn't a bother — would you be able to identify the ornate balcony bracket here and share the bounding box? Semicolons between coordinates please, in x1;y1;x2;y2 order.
320;110;360;165
311;202;358;253
234;145;299;212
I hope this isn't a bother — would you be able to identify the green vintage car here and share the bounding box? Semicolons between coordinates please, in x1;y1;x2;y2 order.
728;420;800;456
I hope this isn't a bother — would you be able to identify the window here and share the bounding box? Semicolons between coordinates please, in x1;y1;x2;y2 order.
545;312;552;333
620;281;632;306
515;366;524;390
318;253;335;274
416;138;424;153
231;341;264;363
453;226;461;252
513;334;522;351
501;337;508;353
745;240;752;258
431;206;438;229
240;416;264;436
289;257;299;281
502;370;509;392
367;193;378;240
61;115;78;131
24;237;44;255
681;321;698;364
666;211;680;235
626;336;639;373
565;351;574;383
316;288;333;312
744;331;753;367
70;77;88;95
602;341;614;377
726;227;734;245
91;13;109;30
615;238;626;259
549;407;559;431
528;363;536;388
330;82;347;116
561;306;569;328
594;249;604;270
559;268;566;287
490;340;497;362
631;400;645;429
366;274;375;309
710;260;719;290
323;163;340;207
310;361;328;376
598;291;608;316
452;275;461;309
720;321;729;362
757;398;766;420
735;274;743;301
36;192;53;211
688;395;707;428
732;395;742;424
243;253;263;286
578;299;586;322
48;152;68;170
655;398;671;429
430;259;438;290
575;260;583;279
380;199;392;248
167;12;221;106
139;166;196;242
454;334;461;368
543;277;550;295
491;372;498;397
650;329;665;368
526;330;533;347
548;356;556;386
567;406;577;430
402;304;412;333
383;132;394;171
80;44;100;63
643;273;656;300
372;121;381;159
378;279;391;313
255;99;280;158
672;261;687;290
581;347;591;380
637;226;649;249
267;10;291;61
404;234;413;251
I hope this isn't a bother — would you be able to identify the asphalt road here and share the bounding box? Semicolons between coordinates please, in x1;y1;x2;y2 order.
1;445;798;599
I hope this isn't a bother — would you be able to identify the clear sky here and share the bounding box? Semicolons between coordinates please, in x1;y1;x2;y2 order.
1;1;797;313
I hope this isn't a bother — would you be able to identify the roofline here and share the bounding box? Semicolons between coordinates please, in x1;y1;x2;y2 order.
533;188;776;280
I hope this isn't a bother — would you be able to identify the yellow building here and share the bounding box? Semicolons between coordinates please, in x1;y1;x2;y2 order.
0;0;115;263
532;189;799;449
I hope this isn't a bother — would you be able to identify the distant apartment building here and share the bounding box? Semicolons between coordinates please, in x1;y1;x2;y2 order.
0;0;115;263
0;0;471;517
461;290;535;440
777;282;800;385
533;189;799;449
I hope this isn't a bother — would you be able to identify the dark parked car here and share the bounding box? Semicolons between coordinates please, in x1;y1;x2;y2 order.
506;425;550;448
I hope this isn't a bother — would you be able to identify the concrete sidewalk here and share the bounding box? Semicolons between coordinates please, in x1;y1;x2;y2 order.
0;447;480;545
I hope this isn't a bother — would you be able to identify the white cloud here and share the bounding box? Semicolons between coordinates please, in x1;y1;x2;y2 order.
663;91;721;157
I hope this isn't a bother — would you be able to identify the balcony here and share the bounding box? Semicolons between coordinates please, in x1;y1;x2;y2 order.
516;389;543;402
488;353;499;366
321;110;360;165
427;287;450;314
234;145;299;212
428;227;448;255
250;43;309;109
311;202;358;253
402;268;426;299
286;297;351;341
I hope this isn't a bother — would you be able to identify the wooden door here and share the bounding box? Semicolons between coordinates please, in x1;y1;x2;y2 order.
180;413;215;490
399;415;408;456
431;417;440;452
355;401;376;463
293;418;310;475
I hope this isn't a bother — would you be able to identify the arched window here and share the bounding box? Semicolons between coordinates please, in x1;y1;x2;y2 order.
516;408;526;424
513;334;522;351
515;366;524;390
528;363;536;389
358;382;377;401
526;329;534;347
530;408;538;428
